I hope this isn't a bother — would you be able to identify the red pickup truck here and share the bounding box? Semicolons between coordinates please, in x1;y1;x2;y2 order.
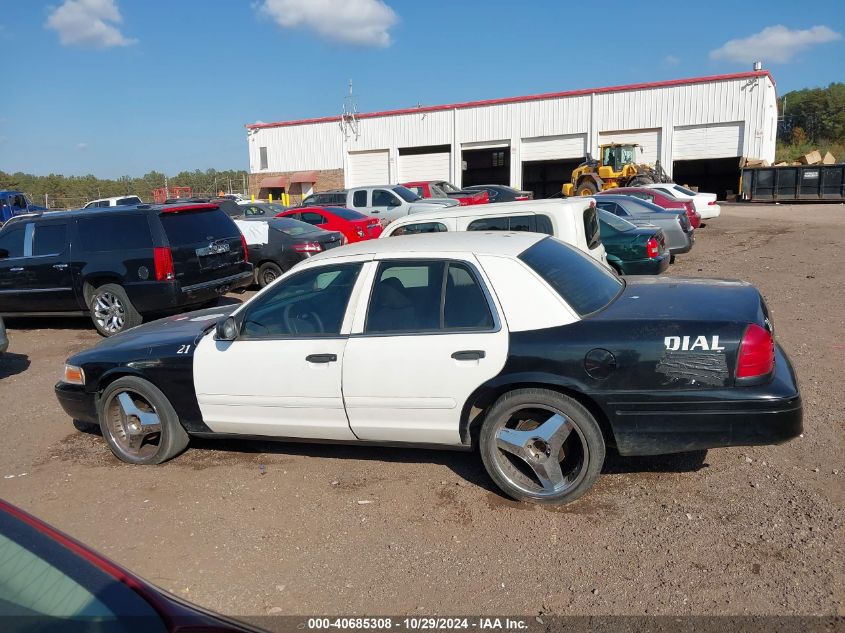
402;181;488;206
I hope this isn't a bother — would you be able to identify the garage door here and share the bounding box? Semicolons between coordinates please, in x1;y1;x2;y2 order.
398;150;450;182
521;134;587;161
673;122;744;160
348;150;390;187
598;129;661;164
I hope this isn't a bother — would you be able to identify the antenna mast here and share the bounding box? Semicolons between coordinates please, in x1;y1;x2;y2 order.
340;80;359;141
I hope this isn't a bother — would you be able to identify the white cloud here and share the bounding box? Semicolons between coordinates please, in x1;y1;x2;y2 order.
662;54;680;67
256;0;398;47
46;0;136;48
710;25;841;64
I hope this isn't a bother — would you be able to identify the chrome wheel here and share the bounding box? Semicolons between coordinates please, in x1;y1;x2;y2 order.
489;404;589;498
103;390;162;459
92;291;125;334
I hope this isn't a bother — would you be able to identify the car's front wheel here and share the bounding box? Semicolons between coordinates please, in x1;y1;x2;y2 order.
90;283;142;337
479;388;605;505
97;376;189;465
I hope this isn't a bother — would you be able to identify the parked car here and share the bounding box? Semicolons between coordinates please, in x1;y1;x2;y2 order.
402;181;488;205
593;194;694;257
380;198;608;267
55;231;802;505
644;183;721;219
598;187;700;228
82;195;143;209
598;209;669;275
302;186;458;223
0;203;252;336
0;190;46;224
236;216;344;287
0;499;260;631
0;316;7;353
232;201;289;220
276;206;383;243
463;184;533;203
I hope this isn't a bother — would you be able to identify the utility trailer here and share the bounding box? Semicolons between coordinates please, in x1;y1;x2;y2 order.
740;164;845;202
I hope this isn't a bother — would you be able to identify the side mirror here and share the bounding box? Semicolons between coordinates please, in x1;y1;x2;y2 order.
215;316;239;341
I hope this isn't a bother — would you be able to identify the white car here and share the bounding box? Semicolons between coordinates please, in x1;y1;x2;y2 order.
644;183;720;220
82;195;143;209
380;198;608;268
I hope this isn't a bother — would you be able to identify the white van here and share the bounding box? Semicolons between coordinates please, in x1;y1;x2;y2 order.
380;198;608;267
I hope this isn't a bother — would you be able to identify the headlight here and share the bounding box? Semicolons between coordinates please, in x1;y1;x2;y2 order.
63;364;85;385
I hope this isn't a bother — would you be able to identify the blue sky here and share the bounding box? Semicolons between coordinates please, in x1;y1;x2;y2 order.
1;0;843;178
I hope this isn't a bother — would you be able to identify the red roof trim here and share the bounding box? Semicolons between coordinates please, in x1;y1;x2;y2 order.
246;71;775;130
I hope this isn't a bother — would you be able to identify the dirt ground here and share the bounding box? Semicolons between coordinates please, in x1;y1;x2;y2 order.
0;203;842;618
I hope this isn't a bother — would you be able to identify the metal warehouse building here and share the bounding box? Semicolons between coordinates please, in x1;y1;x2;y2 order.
245;69;777;202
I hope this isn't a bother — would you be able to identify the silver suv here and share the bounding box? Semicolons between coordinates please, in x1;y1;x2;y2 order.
302;185;457;223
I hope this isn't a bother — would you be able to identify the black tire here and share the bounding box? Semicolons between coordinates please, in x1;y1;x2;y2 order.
257;262;284;288
628;176;654;187
89;283;142;337
97;376;189;465
609;261;623;276
479;388;605;505
577;180;598;196
670;253;676;264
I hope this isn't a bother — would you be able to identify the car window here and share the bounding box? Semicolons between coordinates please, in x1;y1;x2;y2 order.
78;215;154;251
520;237;622;316
159;209;239;245
268;217;315;236
509;216;533;232
241;263;362;338
0;226;26;258
243;206;265;217
327;207;367;221
301;211;327;225
352;190;368;208
116;197;141;206
392;186;420;202
534;214;553;235
467;217;510;231
390;222;447;236
405;186;424;197
673;185;697;197
583;207;601;250
32;223;68;256
373;190;400;207
595;200;625;217
366;260;494;333
598;209;635;232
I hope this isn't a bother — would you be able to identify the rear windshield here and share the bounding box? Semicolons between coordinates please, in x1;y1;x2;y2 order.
78;214;153;251
160;209;239;245
326;207;367;221
673;185;697;197
583;206;601;249
519;237;622;316
598;209;635;232
269;217;316;236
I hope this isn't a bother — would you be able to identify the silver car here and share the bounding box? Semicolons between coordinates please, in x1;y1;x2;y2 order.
593;195;694;256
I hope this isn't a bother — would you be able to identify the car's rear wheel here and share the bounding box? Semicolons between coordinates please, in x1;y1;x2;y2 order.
90;283;142;337
479;388;605;505
98;376;189;465
257;262;283;288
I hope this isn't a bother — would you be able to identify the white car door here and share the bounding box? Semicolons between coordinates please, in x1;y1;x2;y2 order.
193;260;369;439
342;255;509;445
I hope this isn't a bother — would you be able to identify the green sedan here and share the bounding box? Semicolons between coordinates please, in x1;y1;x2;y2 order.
598;209;670;275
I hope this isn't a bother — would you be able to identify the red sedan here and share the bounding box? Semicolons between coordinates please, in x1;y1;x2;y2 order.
276;206;383;242
599;187;701;229
402;180;489;206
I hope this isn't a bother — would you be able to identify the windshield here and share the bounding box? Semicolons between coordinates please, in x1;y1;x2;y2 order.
598;209;635;232
427;184;449;198
519;237;622;316
392;186;420;202
672;184;698;197
437;181;461;194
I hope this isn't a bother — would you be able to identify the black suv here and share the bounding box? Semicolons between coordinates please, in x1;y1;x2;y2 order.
0;203;253;336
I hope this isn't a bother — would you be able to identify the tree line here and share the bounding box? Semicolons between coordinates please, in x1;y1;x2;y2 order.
777;82;845;162
0;169;250;209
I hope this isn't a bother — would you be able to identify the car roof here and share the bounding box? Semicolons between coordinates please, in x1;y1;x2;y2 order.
388;198;589;224
87;195;141;203
0;202;221;224
308;230;545;262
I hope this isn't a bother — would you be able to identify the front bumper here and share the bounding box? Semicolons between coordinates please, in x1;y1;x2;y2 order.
601;344;802;456
55;382;98;425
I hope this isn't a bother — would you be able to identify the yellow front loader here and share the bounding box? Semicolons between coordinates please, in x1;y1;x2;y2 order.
562;143;671;196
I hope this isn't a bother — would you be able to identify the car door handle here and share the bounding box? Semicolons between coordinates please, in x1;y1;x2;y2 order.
371;210;380;214
451;350;486;361
53;263;68;270
9;267;24;273
306;353;337;364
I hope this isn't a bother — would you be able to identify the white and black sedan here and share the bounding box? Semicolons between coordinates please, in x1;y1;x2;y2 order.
55;232;802;505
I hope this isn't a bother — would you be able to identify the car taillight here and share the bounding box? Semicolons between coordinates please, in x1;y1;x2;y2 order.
153;247;174;281
646;237;659;258
515;195;530;201
293;242;323;254
240;234;249;263
708;200;717;205
736;323;775;379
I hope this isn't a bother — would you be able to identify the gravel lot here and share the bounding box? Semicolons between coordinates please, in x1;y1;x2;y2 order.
0;203;842;618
